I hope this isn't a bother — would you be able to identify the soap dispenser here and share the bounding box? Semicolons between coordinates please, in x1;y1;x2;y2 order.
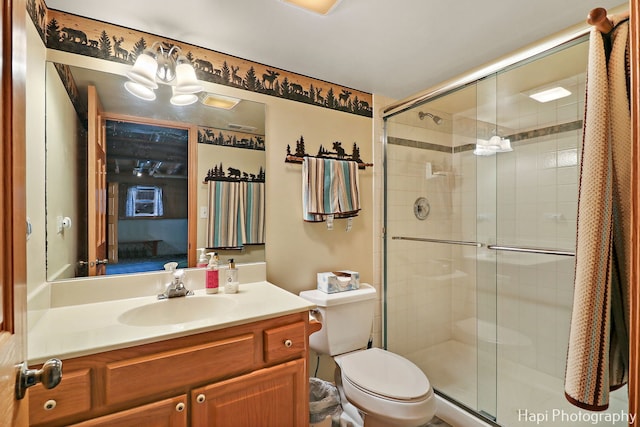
196;248;208;268
224;259;239;294
205;252;219;294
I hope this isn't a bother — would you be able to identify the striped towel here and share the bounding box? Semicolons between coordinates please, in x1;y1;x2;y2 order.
207;181;265;249
243;181;265;244
302;157;360;222
565;15;630;411
207;181;242;248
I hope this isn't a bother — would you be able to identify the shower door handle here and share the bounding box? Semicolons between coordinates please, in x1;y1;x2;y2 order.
486;245;575;257
392;236;483;247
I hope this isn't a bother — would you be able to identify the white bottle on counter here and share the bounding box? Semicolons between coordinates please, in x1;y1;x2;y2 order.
196;248;208;268
224;258;239;294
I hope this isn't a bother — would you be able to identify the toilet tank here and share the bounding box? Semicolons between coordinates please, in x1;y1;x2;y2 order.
299;283;377;356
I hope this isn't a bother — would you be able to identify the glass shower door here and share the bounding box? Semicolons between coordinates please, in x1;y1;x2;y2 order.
384;78;499;421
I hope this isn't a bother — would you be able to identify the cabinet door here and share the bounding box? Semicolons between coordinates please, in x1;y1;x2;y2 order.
70;395;187;427
29;368;92;426
191;359;306;427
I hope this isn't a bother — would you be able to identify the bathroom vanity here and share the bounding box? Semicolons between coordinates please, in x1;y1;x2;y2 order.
26;271;317;427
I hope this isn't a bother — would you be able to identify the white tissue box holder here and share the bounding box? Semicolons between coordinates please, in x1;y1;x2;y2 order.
317;271;360;293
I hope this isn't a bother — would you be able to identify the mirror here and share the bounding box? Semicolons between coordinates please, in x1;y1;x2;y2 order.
45;62;266;281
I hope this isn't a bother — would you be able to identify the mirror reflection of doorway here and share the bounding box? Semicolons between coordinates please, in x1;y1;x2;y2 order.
104;120;189;275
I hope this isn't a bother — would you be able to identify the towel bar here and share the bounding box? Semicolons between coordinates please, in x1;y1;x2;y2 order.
285;136;372;169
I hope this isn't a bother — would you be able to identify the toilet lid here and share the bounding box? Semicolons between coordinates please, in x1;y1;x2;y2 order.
338;348;430;401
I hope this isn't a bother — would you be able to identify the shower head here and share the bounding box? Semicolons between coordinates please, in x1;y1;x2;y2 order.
418;111;443;125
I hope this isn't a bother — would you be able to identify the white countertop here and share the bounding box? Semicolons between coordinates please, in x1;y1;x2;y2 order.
28;281;315;364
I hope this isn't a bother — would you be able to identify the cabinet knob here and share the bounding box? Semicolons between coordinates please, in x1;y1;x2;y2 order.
284;339;293;348
176;402;185;412
44;400;57;411
196;393;206;403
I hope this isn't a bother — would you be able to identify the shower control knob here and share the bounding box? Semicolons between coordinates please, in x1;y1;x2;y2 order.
413;197;430;220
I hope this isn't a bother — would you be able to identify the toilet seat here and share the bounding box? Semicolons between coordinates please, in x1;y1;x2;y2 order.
335;348;431;402
334;348;436;426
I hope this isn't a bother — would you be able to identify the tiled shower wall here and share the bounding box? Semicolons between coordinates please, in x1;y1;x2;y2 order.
492;127;582;379
385;73;583;380
385;115;458;355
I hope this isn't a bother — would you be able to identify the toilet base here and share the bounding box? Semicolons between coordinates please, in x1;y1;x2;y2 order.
338;401;432;427
339;403;363;427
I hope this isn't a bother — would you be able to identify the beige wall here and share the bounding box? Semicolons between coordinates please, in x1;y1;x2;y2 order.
26;20;47;296
44;62;82;281
264;97;373;294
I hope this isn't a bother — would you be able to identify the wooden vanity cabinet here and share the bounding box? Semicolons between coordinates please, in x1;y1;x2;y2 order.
191;359;306;426
28;312;311;427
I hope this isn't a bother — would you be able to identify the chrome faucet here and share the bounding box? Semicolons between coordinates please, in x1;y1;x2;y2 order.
158;268;194;299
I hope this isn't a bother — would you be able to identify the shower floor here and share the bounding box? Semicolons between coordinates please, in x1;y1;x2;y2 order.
406;340;629;427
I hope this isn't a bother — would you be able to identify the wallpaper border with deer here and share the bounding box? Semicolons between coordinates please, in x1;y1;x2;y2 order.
27;0;373;118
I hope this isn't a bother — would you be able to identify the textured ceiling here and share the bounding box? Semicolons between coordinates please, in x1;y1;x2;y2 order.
46;0;627;101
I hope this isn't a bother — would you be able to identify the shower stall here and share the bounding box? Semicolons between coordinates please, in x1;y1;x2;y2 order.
383;34;629;426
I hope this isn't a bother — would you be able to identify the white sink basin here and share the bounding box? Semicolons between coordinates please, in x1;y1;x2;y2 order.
118;295;237;326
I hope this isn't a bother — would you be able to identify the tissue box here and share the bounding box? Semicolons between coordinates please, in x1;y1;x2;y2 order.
317;271;360;293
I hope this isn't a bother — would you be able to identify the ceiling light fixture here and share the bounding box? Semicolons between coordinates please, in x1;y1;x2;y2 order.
279;0;342;15
125;41;203;105
474;135;513;156
528;86;571;103
199;93;241;110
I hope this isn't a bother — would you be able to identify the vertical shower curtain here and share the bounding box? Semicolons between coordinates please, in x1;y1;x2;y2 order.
565;14;630;411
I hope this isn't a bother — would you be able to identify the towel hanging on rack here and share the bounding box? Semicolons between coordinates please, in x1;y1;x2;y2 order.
302;157;360;226
244;181;265;244
206;181;265;249
207;181;242;249
565;13;630;411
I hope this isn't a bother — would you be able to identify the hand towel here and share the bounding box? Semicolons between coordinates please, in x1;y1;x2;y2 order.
206;180;265;249
565;15;630;411
206;181;242;249
243;181;265;244
302;157;360;222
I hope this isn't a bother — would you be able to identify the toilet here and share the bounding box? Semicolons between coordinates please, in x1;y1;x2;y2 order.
300;283;436;427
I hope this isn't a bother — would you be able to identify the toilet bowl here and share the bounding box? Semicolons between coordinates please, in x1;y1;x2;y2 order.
335;348;436;427
300;284;436;427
